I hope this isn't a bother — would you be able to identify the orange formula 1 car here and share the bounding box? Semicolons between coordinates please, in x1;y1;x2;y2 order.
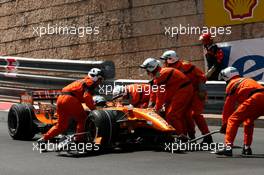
7;90;178;152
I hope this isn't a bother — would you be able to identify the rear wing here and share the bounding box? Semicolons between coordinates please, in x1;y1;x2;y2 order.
20;89;62;104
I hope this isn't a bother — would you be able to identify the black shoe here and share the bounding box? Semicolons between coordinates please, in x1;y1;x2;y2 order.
188;133;196;141
200;135;213;145
214;147;233;156
242;146;252;155
177;135;189;143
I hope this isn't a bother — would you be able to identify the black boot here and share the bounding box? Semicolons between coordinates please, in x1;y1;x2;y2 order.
214;146;233;156
242;146;252;155
177;135;189;143
188;133;196;141
200;135;213;145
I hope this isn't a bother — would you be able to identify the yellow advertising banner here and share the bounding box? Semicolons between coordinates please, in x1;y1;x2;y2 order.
204;0;264;27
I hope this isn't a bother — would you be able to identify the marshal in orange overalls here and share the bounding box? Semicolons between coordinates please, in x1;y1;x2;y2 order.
222;77;264;146
153;67;194;136
164;60;210;137
43;76;97;141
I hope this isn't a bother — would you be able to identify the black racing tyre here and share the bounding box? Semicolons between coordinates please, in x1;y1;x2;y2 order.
86;110;125;147
8;104;37;140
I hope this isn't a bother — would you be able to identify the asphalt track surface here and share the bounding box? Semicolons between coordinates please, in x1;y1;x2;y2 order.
0;111;264;175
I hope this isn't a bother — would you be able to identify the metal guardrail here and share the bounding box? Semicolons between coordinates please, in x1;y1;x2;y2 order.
204;81;226;114
0;56;115;102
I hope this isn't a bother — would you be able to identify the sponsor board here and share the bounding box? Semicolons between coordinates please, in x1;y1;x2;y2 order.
218;38;264;81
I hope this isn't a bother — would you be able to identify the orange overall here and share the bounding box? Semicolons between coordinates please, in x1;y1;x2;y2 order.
222;77;264;146
153;67;193;136
43;77;97;141
126;84;150;108
165;60;210;136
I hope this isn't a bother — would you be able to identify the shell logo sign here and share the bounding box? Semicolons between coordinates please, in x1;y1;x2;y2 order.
224;0;258;19
204;0;264;26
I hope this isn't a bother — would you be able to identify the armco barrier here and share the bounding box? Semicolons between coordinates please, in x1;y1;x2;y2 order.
0;56;115;102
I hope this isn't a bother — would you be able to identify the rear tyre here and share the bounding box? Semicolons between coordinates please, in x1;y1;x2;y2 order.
86;110;125;147
8;104;37;140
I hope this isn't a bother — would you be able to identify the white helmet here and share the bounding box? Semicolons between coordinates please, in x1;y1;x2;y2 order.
112;85;127;100
93;95;107;107
140;58;160;72
219;67;240;81
160;50;179;64
88;68;104;82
